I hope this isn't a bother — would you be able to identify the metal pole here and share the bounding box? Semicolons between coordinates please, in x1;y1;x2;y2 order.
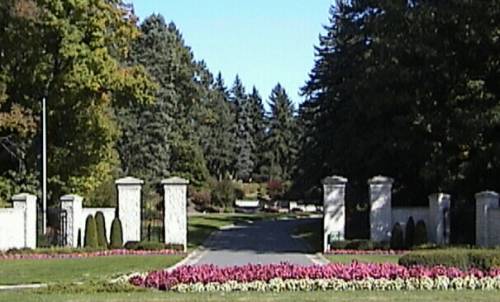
42;97;47;234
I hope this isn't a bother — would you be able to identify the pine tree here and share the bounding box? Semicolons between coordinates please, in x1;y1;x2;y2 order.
231;76;255;181
247;87;267;180
117;15;177;184
266;84;298;180
200;72;237;179
84;215;98;248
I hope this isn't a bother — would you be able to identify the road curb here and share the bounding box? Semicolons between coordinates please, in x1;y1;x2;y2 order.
0;283;47;291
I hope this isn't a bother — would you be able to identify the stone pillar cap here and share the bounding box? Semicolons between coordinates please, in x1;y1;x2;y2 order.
161;176;190;185
60;194;83;202
115;176;144;185
475;191;499;199
368;175;394;185
11;193;36;202
322;175;348;185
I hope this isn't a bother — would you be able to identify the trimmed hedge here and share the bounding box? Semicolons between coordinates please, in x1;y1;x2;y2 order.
399;249;500;270
405;217;415;248
84;215;98;248
414;220;428;246
110;217;123;249
95;211;108;248
329;239;389;250
390;223;404;250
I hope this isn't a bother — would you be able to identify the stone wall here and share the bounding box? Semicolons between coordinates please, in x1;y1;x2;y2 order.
487;209;500;247
391;207;429;230
0;194;37;250
322;175;451;247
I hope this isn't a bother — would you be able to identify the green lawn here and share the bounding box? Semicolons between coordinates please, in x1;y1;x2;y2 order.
1;290;499;302
0;255;183;285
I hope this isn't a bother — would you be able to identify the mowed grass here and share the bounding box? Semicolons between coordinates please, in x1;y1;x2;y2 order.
0;255;183;285
1;290;500;302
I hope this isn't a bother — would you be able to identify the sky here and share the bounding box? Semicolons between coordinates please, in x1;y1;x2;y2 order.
128;0;333;106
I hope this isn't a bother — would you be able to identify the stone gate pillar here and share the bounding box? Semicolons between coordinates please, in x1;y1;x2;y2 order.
322;176;347;253
369;176;393;242
12;193;37;249
116;177;143;243
428;193;451;245
475;191;499;247
162;177;189;251
60;194;83;247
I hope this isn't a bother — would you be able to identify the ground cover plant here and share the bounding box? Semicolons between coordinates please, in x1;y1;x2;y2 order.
130;263;500;292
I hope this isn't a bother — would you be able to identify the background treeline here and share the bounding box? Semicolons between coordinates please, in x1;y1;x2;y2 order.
296;1;500;242
0;0;299;211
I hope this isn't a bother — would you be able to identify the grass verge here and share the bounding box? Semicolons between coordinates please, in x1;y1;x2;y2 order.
0;255;183;285
1;289;499;302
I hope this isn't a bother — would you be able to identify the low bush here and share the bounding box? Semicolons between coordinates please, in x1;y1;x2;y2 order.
110;217;123;249
399;249;500;270
84;215;98;248
414;220;428;246
124;241;185;251
329;239;389;250
405;217;415;248
211;179;237;207
390;223;404;250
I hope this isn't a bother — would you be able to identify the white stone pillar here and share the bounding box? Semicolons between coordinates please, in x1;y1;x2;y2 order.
162;177;189;251
475;191;499;247
369;176;394;242
322;176;347;253
116;177;143;243
428;193;451;245
12;193;37;249
60;194;83;247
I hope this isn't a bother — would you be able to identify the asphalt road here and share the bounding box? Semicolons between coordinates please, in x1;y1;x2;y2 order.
187;217;325;267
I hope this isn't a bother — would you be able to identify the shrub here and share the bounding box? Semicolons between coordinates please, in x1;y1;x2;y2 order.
211;179;237;207
84;215;98;248
390;223;404;250
267;179;284;200
110;217;123;249
414;220;428;246
399;249;500;270
190;189;211;207
405;217;415;248
329;239;389;250
95;211;108;248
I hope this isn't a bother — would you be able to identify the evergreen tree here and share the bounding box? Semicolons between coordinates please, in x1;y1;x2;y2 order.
247;87;267;180
117;15;178;184
266;84;298;180
231;76;255;181
199;72;237;180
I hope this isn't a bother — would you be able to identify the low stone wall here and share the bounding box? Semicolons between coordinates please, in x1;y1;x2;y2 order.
392;207;429;237
0;194;37;250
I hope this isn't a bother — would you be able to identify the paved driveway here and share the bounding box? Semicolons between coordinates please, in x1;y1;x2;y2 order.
186;217;325;267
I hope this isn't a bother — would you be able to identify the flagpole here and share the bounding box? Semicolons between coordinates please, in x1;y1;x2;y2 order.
42;96;47;234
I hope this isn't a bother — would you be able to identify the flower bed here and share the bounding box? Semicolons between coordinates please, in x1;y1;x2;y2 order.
129;263;500;292
327;249;407;255
0;249;183;260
